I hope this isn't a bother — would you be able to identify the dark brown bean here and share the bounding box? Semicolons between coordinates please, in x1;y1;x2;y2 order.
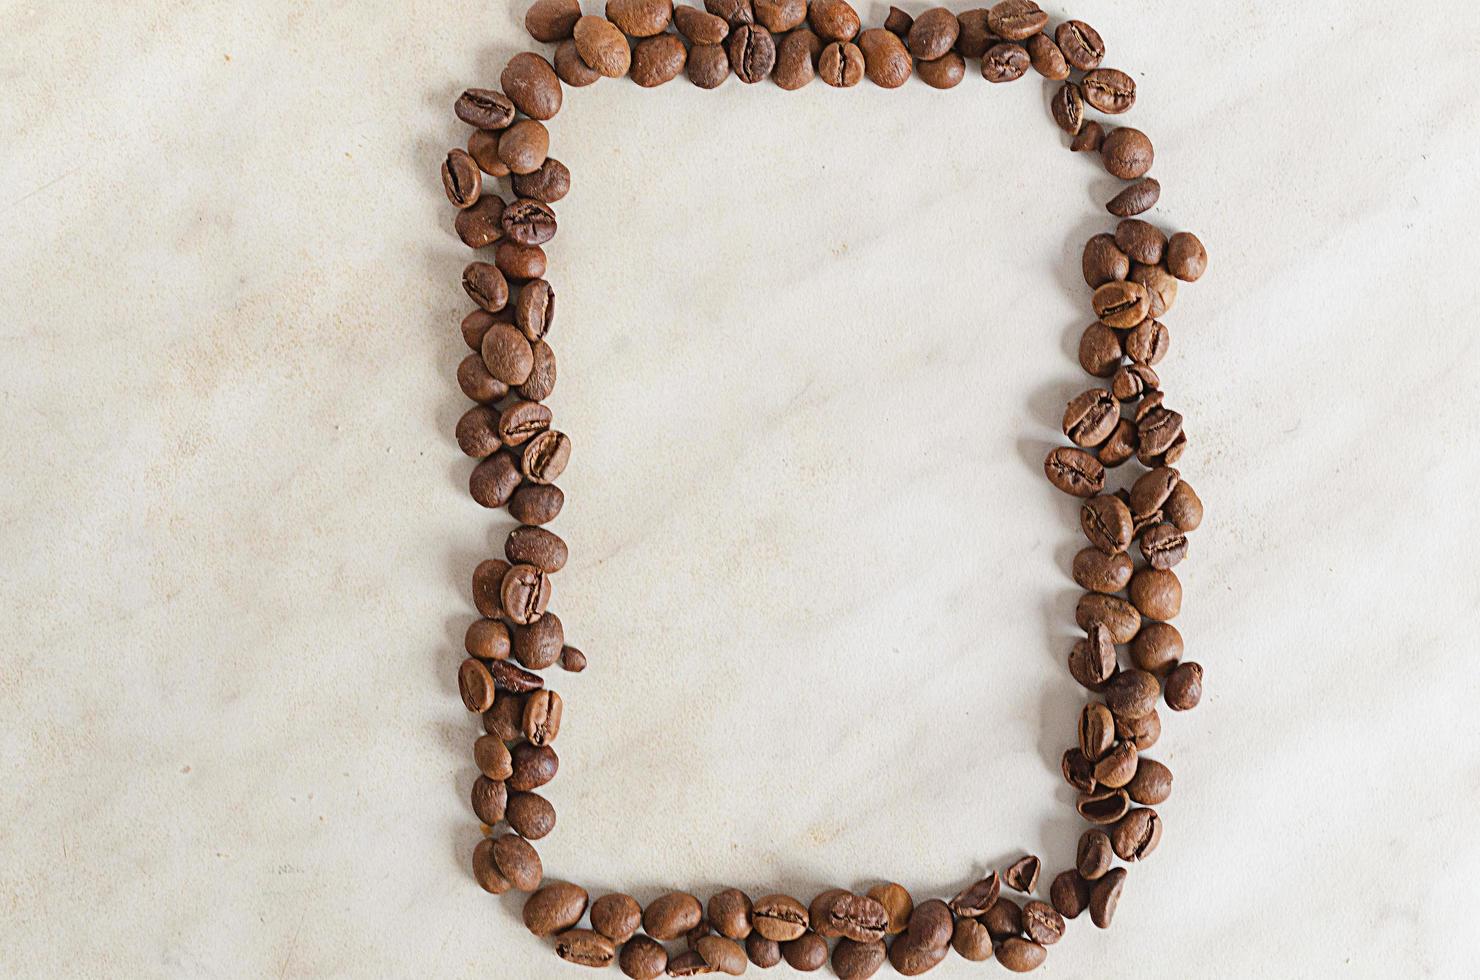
951;918;993;961
781;933;828;972
592;893;644;943
619;934;668;978
948;873;1000;918
525;881;589;937
832;938;886;979
687;42;732;87
443;149;481;209
1026;33;1067;79
1082;234;1130;288
1071;120;1104;153
497;400;552;447
1082;67;1135;113
555;929;616;968
631;33;688;86
818;41;864;86
1108;178;1161;217
954;8;994;58
574;16;632;77
859;28;911;88
645;892;704;941
747;932;782;968
1089;867;1126;927
555;38;603;86
502;198;558;246
456;195;505;249
752;894;808;942
607;0;675;36
491;832;543;891
522;429;571;484
474;734;513;780
867;883;913;936
458;353;507;405
1080;494;1133;554
481;323;535;385
916;51;965;88
907;7;959;61
706;0;754;26
982;41;1029;82
498;120;550;177
469;451;523;508
1165;661;1204;710
1022;901;1064;945
527;0;583;41
1055;19;1103;70
512;158;571;204
521;688;564;745
982;897;1021;940
508;741;558;791
1105;668;1160;719
810;0;860;41
1103;127;1154;180
997;937;1047;972
884;5;913;37
754;0;805;31
1072;546;1133;593
471;774;507;824
458;657;496;711
501;53;563;121
1004;855;1040;893
456;405;502;458
467;130;510;177
463;261;508;313
1049;871;1091;919
728;24;776;82
774;28;820;89
1167;231;1209;281
1051;82;1084;135
1126;758;1173;805
456;89;516;130
987;0;1046;40
676;4;730;42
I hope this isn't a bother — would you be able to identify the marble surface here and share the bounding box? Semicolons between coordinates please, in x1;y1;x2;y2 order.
3;1;1479;976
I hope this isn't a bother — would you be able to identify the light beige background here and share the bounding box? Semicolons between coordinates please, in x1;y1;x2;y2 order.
3;0;1478;977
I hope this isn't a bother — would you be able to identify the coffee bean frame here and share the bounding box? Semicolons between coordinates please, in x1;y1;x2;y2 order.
446;0;1209;973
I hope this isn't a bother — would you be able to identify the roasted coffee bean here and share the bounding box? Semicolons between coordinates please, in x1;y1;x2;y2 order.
471;774;507;824
665;950;709;976
1126;758;1172;805
470;451;523;508
907;7;959;60
1165;661;1203;710
753;894;808;941
755;0;805;31
631;33;688;85
676;4;730;42
708;888;753;939
501;564;552;625
997;937;1047;972
451;309;503;353
954;8;993;57
512;159;571;205
1021;902;1063;945
1093;739;1138;788
774;28;821;88
1129;466;1179;524
557;644;586;672
1063;389;1120;448
1051;82;1084;136
1079;702;1115;760
574;16;632;77
1099;419;1138;467
474;734;513;780
1103;127;1154;180
498;400;552;447
832;938;886;979
1044;447;1105;498
514;279;555;341
555;38;604;86
645;892;703;941
592;893;644;943
521;689;564;745
507;526;568;573
484;692;526;739
1130;262;1178;318
859;28;911;88
463;262;509;313
1055;19;1103;70
456;88;516;130
1005;855;1040;893
1115;219;1166;265
1108;178;1160;218
728;23;776;82
459;353;507;405
747;932;782;968
525;881;589;937
620;934;668;979
1082;68;1135;113
459;657;496;712
987;0;1047;40
1026;33;1068;79
1116;708;1160;751
884;5;913;37
482;323;535;384
1067;622;1116;689
810;891;850;939
1167;231;1208;281
810;0;860;41
1130;567;1182;623
468;129;510;177
1072;546;1133;593
1089;867;1126;927
683;913;711;949
508;741;559;791
698;935;749;975
472;836;513;894
491;659;546;694
868;883;913;936
1061;747;1096;793
510;483;565;526
951;918;993;961
443;149;482;209
1111;363;1158;402
607;0;674;36
555;929;616;968
1112;807;1162;861
502;198;557;246
1082;234;1130;288
1072;120;1105;153
888;937;947;976
982;42;1029;82
1137;405;1184;463
687;43;732;86
1049;871;1091;919
1080;494;1133;555
523;430;571;484
904;899;953;950
473;558;512;617
818;41;864;86
499;120;550;177
948;873;1000;918
1165;479;1203;531
1125;318;1169;365
528;0;583;41
1105;668;1160;719
706;0;754;26
1076;828;1114;879
457;406;502;459
1130;620;1182;674
491;832;542;890
518;340;557;402
1077;787;1130;824
916;51;966;88
456;195;505;249
825;894;889;942
781;933;828;972
1078;322;1123;377
1093;280;1150;328
502;53;563;121
982;897;1021;940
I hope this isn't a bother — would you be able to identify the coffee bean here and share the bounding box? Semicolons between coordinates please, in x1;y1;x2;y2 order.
501;53;563;121
1165;480;1203;531
986;0;1046;40
667;950;710;976
468;130;510;177
631;33;688;85
708;888;753;939
591;893;644;943
1139;525;1187;576
470;451;523;508
774;28;820;88
884;5;913;37
1098;419;1138;467
1125;318;1169;365
1051;82;1084;135
1167;231;1208;281
825;894;889;942
687;42;732;86
706;0;754;26
497;241;547;282
1105;668;1160;719
888;936;947;976
511;158;570;205
1126;758;1172;805
472;836;513;894
514;279;555;342
1165;661;1203;710
1108;178;1160;218
1082;234;1130;288
555;38;604;86
498;400;552;447
1067;622;1116;690
522;429;572;484
1111;363;1158;402
1063;388;1120;448
1115;219;1166;265
916;51;966;88
456;406;502;459
755;0;805;31
982;42;1029;82
954;8;994;58
1102;127;1154;180
502;198;557;246
492;659;546;694
1071;120;1104;153
1093;739;1138;788
1082;67;1135;113
510;483;564;525
948;873;1000;918
904;899;953;949
508;741;558;791
482;323;534;385
1026;33;1068;79
501;564;552;625
1130;620;1182;674
907;8;959;61
498;120;550;177
1136;405;1184;464
513;612;563;668
473;558;511;616
555;929;616;968
747;932;782;968
1044;447;1105;498
1061;747;1096;793
607;0;674;36
832;938;886;979
1093;280;1150;328
781;933;828;971
1129;466;1179;524
1004;855;1040;892
645;892;703;941
951;918;993;961
1049;871;1091;919
696;935;748;975
574;16;632;76
1079;494;1133;555
1072;546;1132;593
729;24;776;82
559;644;586;672
1055;19;1103;70
1076;787;1130;824
811;891;851;939
456;195;505;249
459;657;496;711
1130;262;1178;318
868;883;913;935
491;832;543;891
819;41;864;86
676;4;730;42
1077;322;1122;378
456;88;516;130
463;261;509;313
484;693;526;739
620;934;668;979
1076;828;1114;879
517;340;557;402
859;28;911;88
525;881;589;937
1089;867;1126;927
471;774;507;824
1116;708;1160;751
997;938;1047;972
443;149;482;209
1022;901;1064;945
1079;702;1115;759
753;894;808;941
521;689;564;745
506;526;568;573
982;896;1021;940
810;0;860;41
1112;807;1162;861
474;734;513;779
527;0;583;40
459;353;507;405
